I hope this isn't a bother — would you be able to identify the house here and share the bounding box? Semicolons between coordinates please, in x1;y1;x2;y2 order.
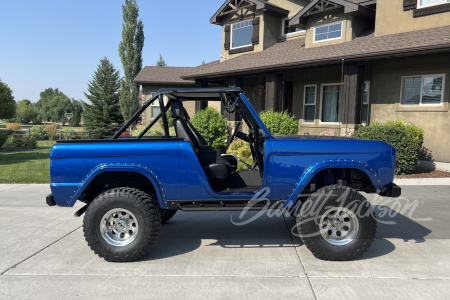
134;0;450;167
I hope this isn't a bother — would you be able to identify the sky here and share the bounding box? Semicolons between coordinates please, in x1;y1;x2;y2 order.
0;0;223;103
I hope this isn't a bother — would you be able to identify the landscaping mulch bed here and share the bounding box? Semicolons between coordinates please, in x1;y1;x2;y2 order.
395;170;450;179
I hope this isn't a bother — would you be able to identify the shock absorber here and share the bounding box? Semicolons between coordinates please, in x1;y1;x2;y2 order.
322;170;335;186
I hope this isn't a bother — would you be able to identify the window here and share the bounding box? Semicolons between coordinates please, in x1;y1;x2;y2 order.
362;81;370;124
303;85;316;123
320;84;342;123
282;18;304;36
401;74;445;105
231;20;253;49
418;0;449;8
149;93;168;119
314;22;342;43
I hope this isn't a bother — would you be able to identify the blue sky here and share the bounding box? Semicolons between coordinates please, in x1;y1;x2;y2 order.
0;0;223;103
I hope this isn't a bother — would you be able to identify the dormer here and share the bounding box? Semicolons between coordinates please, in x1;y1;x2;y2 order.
289;0;376;48
211;0;308;60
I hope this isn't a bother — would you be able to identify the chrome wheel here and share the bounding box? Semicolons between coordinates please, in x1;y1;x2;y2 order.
319;207;359;246
100;208;139;247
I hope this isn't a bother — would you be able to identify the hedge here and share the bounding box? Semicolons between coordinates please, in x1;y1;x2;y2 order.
227;139;253;171
352;120;424;175
259;110;298;135
191;107;229;150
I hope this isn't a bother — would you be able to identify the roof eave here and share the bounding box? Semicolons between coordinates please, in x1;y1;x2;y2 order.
182;44;450;80
133;80;195;86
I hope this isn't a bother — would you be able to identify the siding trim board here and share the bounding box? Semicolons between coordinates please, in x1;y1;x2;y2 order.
413;3;450;17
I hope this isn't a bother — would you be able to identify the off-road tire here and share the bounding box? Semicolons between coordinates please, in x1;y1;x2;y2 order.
161;209;177;224
297;185;377;261
83;187;161;262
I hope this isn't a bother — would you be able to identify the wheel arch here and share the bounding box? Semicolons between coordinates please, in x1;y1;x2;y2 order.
283;160;384;208
67;163;168;209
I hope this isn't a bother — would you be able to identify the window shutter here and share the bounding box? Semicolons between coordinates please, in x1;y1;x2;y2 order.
224;25;231;50
404;0;417;11
252;17;260;45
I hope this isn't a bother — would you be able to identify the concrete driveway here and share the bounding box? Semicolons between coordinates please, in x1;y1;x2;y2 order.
0;184;449;299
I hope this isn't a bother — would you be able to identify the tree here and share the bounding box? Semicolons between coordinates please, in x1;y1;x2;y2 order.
118;0;145;126
39;93;72;124
69;99;83;127
82;57;123;139
201;59;206;66
15;100;41;124
0;78;16;120
155;53;167;67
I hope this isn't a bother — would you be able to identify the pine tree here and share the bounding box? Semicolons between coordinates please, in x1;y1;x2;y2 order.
119;0;144;127
0;78;16;120
155;53;167;67
82;57;123;139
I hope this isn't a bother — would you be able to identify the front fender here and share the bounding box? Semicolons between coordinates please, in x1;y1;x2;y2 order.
282;159;384;208
51;163;168;209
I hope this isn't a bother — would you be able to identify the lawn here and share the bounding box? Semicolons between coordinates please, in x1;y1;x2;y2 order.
0;140;55;183
0;124;34;129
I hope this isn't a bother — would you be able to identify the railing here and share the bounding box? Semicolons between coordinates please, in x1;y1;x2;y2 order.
0;128;92;140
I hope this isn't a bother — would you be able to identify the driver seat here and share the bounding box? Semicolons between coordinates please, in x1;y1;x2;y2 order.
180;103;238;172
171;100;232;180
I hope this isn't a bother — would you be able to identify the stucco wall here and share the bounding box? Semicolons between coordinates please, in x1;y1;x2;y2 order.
141;84;195;126
375;0;450;37
305;10;352;48
369;53;450;162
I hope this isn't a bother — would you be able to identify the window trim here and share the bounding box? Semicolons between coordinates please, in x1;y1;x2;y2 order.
302;84;317;124
149;92;168;119
417;0;449;9
230;19;253;50
319;83;343;124
400;74;445;107
313;21;343;43
281;18;304;37
362;81;370;125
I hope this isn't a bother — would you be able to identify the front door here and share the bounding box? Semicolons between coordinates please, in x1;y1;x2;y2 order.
284;81;294;114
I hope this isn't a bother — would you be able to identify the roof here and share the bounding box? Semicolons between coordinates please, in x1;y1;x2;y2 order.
184;25;450;79
211;0;288;25
133;66;197;85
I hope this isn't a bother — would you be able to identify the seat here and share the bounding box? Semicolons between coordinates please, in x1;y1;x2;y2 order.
172;100;231;180
182;105;238;172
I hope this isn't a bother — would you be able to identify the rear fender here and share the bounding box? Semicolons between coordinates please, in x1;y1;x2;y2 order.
52;163;168;209
283;159;384;208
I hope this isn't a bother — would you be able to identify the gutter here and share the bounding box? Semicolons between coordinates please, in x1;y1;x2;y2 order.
182;43;450;80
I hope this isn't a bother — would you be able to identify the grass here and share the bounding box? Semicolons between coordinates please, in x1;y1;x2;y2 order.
0;140;56;183
0;124;34;129
0;149;51;183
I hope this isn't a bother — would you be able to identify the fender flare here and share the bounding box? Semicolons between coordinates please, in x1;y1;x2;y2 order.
63;163;168;209
283;159;384;208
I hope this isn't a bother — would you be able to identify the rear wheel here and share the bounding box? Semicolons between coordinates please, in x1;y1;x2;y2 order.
297;185;377;261
83;187;161;262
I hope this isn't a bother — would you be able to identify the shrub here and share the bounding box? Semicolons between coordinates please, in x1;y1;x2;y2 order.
120;132;132;137
227;139;253;171
45;125;59;140
11;136;35;148
6;123;22;130
132;126;163;137
61;127;85;140
29;137;37;149
191;107;229;150
31;125;48;140
352;120;424;175
0;131;8;148
259;110;298;135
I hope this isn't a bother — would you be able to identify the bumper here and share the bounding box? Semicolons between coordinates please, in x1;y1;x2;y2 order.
46;194;56;206
380;183;401;198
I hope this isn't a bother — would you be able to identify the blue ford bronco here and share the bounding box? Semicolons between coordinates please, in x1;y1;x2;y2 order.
47;87;400;262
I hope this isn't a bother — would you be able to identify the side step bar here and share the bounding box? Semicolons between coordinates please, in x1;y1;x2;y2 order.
167;200;285;211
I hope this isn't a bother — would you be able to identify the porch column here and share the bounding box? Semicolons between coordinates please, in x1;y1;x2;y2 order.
265;72;283;112
195;79;208;111
341;62;365;136
227;76;242;122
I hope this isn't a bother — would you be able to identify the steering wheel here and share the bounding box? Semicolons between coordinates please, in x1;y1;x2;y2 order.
229;121;242;143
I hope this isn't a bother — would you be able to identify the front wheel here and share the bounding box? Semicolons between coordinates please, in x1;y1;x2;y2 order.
297;185;377;261
83;187;161;262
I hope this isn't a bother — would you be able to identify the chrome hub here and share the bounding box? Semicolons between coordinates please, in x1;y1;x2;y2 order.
100;208;139;247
